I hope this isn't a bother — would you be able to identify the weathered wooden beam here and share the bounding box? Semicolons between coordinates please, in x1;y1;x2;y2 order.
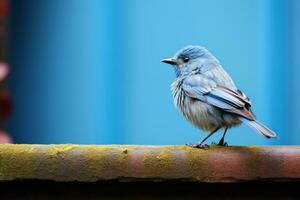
0;144;299;182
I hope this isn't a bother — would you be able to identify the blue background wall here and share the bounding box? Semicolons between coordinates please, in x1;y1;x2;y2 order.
8;0;299;145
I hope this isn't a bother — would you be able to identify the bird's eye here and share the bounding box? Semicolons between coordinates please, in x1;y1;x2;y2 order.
183;57;190;63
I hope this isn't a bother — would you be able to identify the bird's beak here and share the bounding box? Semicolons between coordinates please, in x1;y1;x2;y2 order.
161;57;177;65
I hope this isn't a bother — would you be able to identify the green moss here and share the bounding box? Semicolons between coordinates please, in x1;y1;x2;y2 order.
0;144;285;182
0;144;38;180
86;146;130;179
46;145;80;177
142;150;175;177
48;144;79;157
182;148;210;181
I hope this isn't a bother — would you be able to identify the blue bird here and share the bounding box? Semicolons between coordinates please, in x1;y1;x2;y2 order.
162;45;277;147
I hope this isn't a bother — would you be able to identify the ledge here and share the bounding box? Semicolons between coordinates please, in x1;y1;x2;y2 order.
0;144;299;182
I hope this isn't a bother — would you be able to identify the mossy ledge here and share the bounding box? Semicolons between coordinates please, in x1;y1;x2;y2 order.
0;144;299;182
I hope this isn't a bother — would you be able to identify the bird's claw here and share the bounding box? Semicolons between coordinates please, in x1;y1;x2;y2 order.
186;143;210;149
217;140;228;146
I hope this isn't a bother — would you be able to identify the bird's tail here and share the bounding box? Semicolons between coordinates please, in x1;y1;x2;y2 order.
240;118;277;139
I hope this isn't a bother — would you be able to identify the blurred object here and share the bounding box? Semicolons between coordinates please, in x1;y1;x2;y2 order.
0;0;8;18
0;62;8;81
0;129;11;143
0;90;11;118
0;0;10;142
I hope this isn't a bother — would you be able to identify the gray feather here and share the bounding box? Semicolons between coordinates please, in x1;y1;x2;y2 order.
241;118;277;138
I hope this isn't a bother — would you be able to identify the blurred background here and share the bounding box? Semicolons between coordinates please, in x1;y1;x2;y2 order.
1;0;298;145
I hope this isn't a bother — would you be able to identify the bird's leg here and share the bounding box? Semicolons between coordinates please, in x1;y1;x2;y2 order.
218;127;228;146
187;127;220;149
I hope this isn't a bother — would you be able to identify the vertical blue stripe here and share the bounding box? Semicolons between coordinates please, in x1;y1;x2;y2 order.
264;0;290;144
101;0;128;144
256;0;276;144
290;0;300;144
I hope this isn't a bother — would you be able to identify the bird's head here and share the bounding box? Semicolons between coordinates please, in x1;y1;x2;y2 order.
162;45;218;77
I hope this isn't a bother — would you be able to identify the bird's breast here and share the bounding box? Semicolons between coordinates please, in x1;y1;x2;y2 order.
172;81;222;132
171;79;241;132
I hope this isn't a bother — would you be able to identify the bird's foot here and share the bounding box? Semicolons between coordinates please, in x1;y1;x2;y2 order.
186;143;210;149
217;139;228;147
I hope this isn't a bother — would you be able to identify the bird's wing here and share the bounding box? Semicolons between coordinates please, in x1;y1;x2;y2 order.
182;76;256;120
